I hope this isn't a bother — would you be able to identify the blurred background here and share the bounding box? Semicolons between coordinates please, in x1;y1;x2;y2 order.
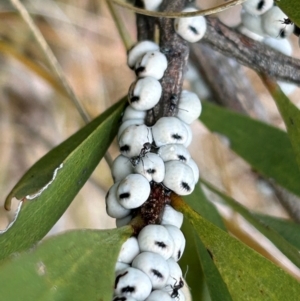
0;0;300;278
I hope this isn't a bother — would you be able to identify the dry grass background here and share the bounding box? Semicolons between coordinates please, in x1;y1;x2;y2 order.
0;0;300;280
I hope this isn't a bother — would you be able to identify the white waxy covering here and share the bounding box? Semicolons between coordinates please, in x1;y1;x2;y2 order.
186;158;199;184
138;224;174;260
118;119;145;140
161;205;184;229
261;6;294;39
142;0;163;11
132;252;170;289
118;237;140;264
237;24;265;42
115;267;152;300
145;290;172;301
163;161;195;195
263;37;293;56
122;106;147;122
177;90;202;124
241;10;265;37
152;117;188;147
174;7;207;43
127;41;159;69
165;258;183;287
182;122;193;148
242;0;273;16
119;124;153;158
116;214;132;228
134;152;165;182
128;77;162;111
135;51;168;80
117;174;151;209
106;182;131;219
158;144;191;163
111;155;134;183
164;225;186;261
115;262;130;274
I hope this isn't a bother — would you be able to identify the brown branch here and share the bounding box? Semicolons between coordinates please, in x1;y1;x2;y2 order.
145;0;190;126
202;17;300;85
190;43;267;120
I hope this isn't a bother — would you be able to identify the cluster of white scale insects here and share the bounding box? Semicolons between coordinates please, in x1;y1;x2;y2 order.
107;2;207;301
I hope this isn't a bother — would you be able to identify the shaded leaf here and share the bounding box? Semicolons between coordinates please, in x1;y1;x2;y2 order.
0;227;133;301
0;100;125;261
262;77;300;173
276;0;300;27
184;183;226;231
172;195;300;300
201;179;300;269
180;220;208;301
192;229;233;301
254;213;300;250
200;101;300;197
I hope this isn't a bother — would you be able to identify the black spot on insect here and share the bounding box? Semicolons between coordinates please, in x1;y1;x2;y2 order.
135;66;145;76
121;286;135;293
177;154;187;162
115;271;128;289
177;250;181;260
181;182;191;192
155;241;167;248
290;117;294;125
279;29;286;38
189;25;198;35
257;0;265;11
170;277;184;298
130;96;140;103
147;168;156;174
172;133;182;140
113;297;126;301
119;192;130;199
120;145;130;152
151;269;163;279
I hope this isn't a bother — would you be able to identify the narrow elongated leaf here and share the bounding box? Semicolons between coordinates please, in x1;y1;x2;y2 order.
0;227;133;301
254;214;300;250
200;101;300;197
172;195;300;300
180;220;208;301
0;100;125;261
184;183;226;231
276;0;300;27
262;77;300;172
192;229;233;301
201;179;300;269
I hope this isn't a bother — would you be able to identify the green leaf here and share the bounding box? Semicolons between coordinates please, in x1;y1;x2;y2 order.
0;227;133;301
200;101;300;197
201;179;300;269
180;220;208;301
262;77;300;173
172;197;300;300
254;213;300;250
192;229;233;301
0;99;126;261
184;183;226;231
275;0;300;27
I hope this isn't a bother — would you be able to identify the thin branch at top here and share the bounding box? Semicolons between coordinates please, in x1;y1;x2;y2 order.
202;17;300;85
111;0;247;18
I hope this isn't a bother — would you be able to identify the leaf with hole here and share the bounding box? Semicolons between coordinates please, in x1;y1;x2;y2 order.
0;99;126;262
